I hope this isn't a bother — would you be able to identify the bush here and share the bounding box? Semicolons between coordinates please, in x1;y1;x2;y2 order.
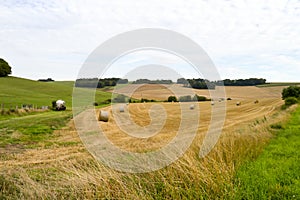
168;96;177;102
282;86;300;99
179;95;192;102
113;94;127;103
194;95;207;101
284;97;298;106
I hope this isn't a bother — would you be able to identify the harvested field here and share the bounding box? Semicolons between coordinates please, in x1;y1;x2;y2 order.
0;85;289;199
113;84;283;101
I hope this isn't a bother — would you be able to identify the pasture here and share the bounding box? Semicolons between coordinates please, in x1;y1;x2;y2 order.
0;78;298;199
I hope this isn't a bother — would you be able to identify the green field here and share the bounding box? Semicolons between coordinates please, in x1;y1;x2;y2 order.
0;76;112;109
234;105;300;199
257;82;300;87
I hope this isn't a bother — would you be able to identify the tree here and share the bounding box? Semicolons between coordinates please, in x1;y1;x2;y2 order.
0;58;12;77
168;96;177;102
284;97;298;106
282;86;300;99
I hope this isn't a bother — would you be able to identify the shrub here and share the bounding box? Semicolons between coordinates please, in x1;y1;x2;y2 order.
195;95;207;101
282;86;300;99
270;123;283;129
179;95;192;102
168;96;177;102
284;97;298;106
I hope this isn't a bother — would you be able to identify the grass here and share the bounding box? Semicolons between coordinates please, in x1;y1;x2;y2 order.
0;76;112;109
0;110;72;149
0;99;291;199
0;77;298;199
257;82;300;87
234;105;300;199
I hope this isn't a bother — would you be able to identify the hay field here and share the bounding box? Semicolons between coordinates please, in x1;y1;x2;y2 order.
0;85;289;199
113;84;283;100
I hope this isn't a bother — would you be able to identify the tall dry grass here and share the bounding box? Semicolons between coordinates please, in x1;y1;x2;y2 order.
0;100;293;199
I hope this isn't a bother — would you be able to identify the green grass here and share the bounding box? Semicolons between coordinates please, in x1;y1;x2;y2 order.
0;76;112;109
0;111;72;148
257;82;300;87
234;105;300;199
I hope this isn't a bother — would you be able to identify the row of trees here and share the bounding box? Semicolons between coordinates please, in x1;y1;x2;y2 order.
167;94;209;102
215;78;266;86
132;79;173;84
177;78;267;88
75;78;128;88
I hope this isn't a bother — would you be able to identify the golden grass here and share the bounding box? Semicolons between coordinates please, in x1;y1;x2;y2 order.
0;86;293;199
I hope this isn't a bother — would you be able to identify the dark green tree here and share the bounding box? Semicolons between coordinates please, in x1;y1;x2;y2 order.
168;96;177;102
282;86;300;99
0;58;12;77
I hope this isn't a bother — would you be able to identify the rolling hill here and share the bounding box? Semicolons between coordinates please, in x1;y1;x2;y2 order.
0;76;111;109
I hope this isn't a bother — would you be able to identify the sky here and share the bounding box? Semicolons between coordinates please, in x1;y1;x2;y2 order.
0;0;300;82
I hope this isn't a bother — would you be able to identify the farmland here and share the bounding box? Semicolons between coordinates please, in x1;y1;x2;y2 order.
0;77;299;199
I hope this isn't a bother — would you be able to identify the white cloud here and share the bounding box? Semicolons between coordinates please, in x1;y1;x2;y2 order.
0;0;299;81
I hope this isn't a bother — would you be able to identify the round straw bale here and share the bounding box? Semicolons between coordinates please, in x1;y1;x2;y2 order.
98;110;109;122
190;104;195;110
119;105;125;112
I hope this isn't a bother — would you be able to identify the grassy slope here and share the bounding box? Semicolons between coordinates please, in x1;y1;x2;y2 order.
234;105;300;199
0;76;112;149
257;82;300;87
0;76;112;108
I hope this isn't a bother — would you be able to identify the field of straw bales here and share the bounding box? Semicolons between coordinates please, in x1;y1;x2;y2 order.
0;84;294;199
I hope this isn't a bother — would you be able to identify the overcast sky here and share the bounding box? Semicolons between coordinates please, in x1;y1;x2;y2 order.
0;0;300;82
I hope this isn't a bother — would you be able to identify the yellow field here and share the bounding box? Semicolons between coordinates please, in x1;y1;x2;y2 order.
112;84;283;100
1;85;291;198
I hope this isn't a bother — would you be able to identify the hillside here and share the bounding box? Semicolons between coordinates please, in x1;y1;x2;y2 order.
0;76;111;108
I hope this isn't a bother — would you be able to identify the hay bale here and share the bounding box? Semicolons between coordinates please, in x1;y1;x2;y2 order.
236;102;241;106
119;105;125;112
98;110;109;122
211;101;215;106
190;104;195;110
254;100;259;104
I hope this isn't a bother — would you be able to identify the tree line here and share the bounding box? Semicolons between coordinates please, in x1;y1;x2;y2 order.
177;78;267;89
75;78;128;88
132;79;173;84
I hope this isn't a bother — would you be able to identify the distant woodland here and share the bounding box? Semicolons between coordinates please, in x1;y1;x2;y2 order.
75;78;128;88
75;78;266;89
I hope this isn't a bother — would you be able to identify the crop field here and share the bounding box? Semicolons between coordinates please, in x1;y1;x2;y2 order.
113;83;283;101
0;79;298;199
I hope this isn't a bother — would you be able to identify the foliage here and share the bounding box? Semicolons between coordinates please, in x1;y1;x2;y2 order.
0;58;12;77
113;94;127;103
184;78;215;89
179;95;192;102
141;98;156;102
75;78;128;88
284;97;298;106
282;85;300;100
216;78;266;86
167;96;177;102
38;78;54;82
132;79;173;84
193;94;207;101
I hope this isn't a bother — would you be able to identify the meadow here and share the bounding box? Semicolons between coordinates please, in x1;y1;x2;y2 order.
0;77;299;199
